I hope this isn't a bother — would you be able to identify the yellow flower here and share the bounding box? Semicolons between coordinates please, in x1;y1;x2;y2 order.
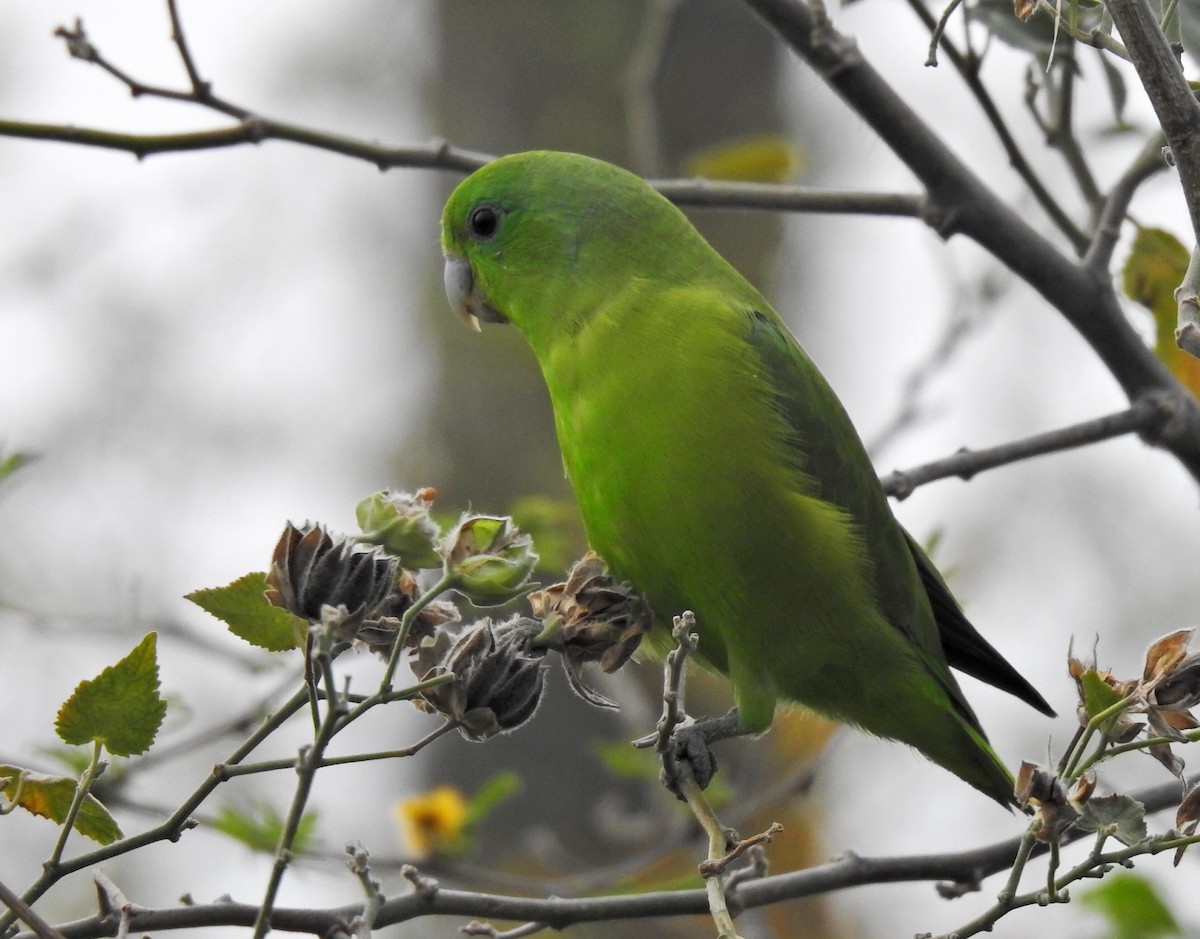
395;785;469;858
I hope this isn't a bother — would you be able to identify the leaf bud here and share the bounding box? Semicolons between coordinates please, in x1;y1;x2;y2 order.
444;515;538;604
355;488;443;570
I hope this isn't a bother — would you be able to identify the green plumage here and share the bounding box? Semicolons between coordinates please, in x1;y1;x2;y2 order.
441;150;1051;805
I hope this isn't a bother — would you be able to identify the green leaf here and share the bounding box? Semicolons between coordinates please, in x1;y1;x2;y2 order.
37;745;129;804
0;764;122;844
1080;669;1125;721
0;450;34;487
55;632;167;757
508;494;584;574
187;572;306;652
212;802;317;854
1077;794;1148;846
594;740;661;782
463;771;522;826
1080;871;1182;939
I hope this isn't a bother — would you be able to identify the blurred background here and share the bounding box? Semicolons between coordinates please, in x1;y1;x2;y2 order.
1;1;1199;936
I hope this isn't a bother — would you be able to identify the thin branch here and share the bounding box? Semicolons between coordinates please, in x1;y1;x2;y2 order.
165;0;206;96
654;179;923;216
252;625;349;939
216;718;458;779
867;282;984;458
1032;0;1134;58
1104;0;1200;246
0;686;311;934
0;119;491;172
1174;244;1200;358
623;0;682;176
0;878;65;939
14;774;1196;939
1084;131;1169;272
741;0;1200;482
903;0;1091;252
879;396;1175;499
1046;42;1104;218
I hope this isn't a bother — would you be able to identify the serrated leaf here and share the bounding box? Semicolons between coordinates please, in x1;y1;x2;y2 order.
1080;871;1182;939
0;764;122;844
188;572;306;652
55;633;166;757
212;802;317;854
1077;793;1148;846
1122;226;1200;397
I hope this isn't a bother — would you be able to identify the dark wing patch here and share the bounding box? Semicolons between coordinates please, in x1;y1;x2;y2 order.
745;308;1053;718
904;530;1056;716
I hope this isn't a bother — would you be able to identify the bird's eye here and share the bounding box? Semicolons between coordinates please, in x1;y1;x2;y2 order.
468;205;501;240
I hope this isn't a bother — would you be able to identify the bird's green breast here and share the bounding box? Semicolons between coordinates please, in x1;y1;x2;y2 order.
533;282;906;730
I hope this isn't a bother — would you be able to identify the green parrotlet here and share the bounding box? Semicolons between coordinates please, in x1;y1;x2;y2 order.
440;150;1052;805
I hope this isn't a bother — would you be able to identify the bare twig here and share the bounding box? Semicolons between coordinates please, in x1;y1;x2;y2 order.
743;0;1200;481
1104;0;1200;247
902;0;1090;252
344;844;385;939
0;878;66;939
623;0;682;176
1174;245;1200;359
0;686;311;935
1084;132;1169;272
655;179;923;216
1048;44;1103;217
13;774;1198;939
880;396;1174;499
654;612;698;755
867;285;983;458
677;774;743;938
252;622;351;939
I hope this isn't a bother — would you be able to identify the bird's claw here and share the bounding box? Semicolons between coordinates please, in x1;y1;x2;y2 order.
660;721;720;798
656;709;743;799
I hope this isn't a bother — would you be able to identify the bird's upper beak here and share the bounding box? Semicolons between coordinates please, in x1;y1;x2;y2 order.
443;254;507;332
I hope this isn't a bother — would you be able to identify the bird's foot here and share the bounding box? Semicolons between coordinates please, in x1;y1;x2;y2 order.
658;709;742;798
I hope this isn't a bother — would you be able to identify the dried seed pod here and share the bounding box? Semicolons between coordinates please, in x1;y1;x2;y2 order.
412;617;546;741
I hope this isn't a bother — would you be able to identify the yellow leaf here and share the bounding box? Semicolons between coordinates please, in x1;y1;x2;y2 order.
1122;226;1200;397
684;135;804;183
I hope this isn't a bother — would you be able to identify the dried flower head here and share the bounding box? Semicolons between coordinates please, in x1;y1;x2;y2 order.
1015;761;1079;841
356;569;460;657
411;617;546;741
265;523;398;635
528;552;652;708
1069;630;1200;778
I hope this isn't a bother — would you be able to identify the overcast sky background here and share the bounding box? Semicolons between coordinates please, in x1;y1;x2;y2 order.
2;2;1200;937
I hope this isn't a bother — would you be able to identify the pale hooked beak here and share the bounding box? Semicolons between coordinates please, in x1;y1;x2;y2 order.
443;255;506;332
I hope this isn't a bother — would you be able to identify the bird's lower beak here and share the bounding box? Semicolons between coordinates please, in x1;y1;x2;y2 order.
443;255;507;332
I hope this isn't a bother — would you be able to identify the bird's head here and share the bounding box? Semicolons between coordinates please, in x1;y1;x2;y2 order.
440;150;707;351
